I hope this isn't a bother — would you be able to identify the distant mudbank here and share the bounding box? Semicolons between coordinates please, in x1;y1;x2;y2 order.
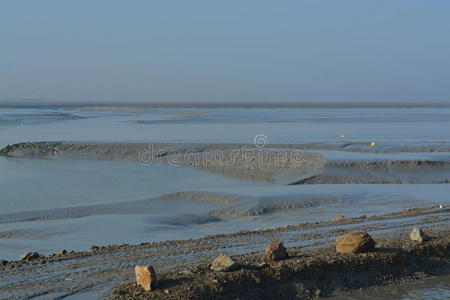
3;141;450;184
0;142;326;184
291;160;450;185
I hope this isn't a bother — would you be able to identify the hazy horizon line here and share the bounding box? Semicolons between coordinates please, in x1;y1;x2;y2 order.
1;100;450;109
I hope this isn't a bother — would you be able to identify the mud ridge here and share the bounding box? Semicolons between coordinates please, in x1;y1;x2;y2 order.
111;231;450;300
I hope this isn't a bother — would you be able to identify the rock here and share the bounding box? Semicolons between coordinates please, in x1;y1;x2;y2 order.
56;250;67;256
20;252;40;261
0;259;7;266
135;265;157;291
263;241;289;261
315;289;322;297
332;215;347;222
90;246;99;251
179;269;192;275
210;254;240;272
255;262;269;269
432;204;445;209
410;228;429;243
336;232;375;254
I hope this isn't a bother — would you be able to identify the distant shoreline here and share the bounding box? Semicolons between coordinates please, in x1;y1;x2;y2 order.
1;100;450;109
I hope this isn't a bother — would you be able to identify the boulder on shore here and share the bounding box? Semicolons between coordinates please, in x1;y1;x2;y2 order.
336;232;375;254
263;241;289;261
410;228;429;243
135;265;157;291
210;254;240;272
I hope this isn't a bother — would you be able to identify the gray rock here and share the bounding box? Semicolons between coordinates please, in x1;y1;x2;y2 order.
410;228;429;243
210;254;240;272
20;252;40;261
331;215;347;222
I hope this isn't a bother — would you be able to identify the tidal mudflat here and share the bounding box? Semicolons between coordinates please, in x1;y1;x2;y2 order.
0;103;449;299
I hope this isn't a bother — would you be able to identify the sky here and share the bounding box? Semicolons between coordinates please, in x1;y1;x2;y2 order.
0;1;449;103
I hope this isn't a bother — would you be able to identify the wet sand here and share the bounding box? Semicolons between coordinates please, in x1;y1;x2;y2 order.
0;206;448;299
1;141;450;298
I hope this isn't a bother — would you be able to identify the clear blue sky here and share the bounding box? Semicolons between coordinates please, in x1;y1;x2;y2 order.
1;1;449;102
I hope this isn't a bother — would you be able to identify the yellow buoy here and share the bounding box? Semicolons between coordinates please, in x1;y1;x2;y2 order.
370;142;377;147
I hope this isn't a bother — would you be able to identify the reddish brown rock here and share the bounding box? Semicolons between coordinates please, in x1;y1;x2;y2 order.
264;241;289;261
135;265;157;291
335;232;375;254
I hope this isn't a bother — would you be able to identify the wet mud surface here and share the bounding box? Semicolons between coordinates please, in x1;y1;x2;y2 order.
0;207;448;299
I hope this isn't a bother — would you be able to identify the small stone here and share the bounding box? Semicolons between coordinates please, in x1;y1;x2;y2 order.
118;289;127;295
315;289;322;297
164;289;169;294
410;228;429;243
179;269;192;275
0;259;7;266
332;215;347;222
90;246;99;251
336;232;375;254
263;241;289;261
255;262;269;269
135;265;157;291
210;254;240;272
20;252;40;261
56;250;67;256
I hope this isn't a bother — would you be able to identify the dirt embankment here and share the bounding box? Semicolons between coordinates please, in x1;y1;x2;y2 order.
111;231;450;300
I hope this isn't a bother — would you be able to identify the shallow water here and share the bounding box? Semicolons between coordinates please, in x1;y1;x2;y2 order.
2;106;450;146
0;157;261;214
